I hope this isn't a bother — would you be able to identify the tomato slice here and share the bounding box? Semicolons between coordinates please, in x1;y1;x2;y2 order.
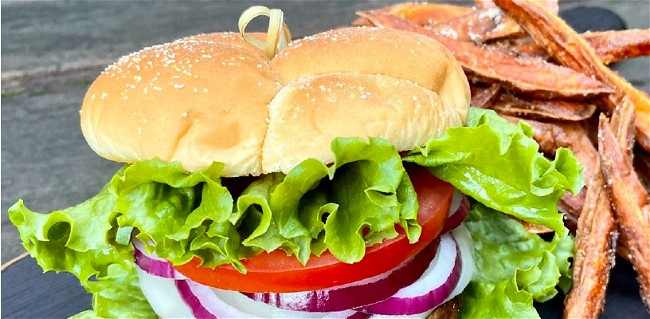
174;164;454;292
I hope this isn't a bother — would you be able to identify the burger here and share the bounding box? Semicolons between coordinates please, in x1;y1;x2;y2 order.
9;8;582;319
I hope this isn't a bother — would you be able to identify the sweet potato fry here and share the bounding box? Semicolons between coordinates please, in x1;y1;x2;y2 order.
584;29;650;65
599;114;650;310
563;97;647;317
502;29;650;65
475;0;558;14
492;0;650;151
352;2;473;27
470;83;501;108
356;10;613;98
427;0;556;42
491;92;597;121
564;166;617;318
609;96;637;156
429;7;524;42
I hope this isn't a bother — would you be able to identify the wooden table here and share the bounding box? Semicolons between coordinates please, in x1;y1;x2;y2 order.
2;1;648;318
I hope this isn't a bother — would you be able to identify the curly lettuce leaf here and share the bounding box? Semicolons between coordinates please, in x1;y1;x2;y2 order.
9;190;155;318
112;160;242;269
9;137;417;278
460;201;574;318
83;264;155;318
235;137;418;264
68;265;154;319
405;108;584;236
461;278;538;318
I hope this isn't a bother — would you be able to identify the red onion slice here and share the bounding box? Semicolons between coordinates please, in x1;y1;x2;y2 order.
244;238;440;312
211;288;368;319
441;194;470;234
136;259;367;319
360;233;461;315
177;280;244;319
176;277;368;318
133;238;187;280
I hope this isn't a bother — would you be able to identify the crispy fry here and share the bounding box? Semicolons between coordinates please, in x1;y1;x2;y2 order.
353;3;524;42
599;113;650;310
491;92;597;121
563;166;617;318
492;0;650;151
352;2;473;27
584;29;650;65
356;10;613;98
475;0;558;14
429;7;524;42
610;96;637;156
501;29;650;65
559;99;647;317
470;83;501;108
563;113;623;318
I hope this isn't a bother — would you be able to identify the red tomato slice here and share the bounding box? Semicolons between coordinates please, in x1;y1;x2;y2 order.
174;164;454;292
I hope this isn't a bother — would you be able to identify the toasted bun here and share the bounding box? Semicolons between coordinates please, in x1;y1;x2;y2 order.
80;27;470;176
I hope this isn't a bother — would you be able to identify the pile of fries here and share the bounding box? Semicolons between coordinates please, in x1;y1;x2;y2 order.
353;0;650;316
